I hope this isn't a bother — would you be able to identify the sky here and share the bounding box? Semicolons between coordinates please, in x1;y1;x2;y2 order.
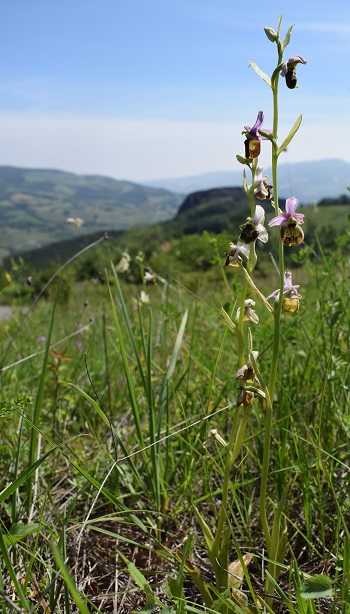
1;0;349;183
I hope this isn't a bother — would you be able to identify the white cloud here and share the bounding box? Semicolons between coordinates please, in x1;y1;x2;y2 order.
0;113;347;183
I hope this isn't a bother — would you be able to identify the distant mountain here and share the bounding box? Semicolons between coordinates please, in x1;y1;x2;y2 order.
174;187;248;234
144;159;350;204
0;166;182;258
12;186;349;274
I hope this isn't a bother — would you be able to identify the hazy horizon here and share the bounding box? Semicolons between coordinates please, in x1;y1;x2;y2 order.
1;0;349;181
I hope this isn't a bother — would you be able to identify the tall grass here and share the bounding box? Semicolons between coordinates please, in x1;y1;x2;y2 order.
0;221;348;611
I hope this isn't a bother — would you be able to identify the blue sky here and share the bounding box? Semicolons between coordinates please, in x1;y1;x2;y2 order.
1;0;349;182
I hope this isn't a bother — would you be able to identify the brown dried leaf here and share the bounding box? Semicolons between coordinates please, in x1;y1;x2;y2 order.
228;553;253;589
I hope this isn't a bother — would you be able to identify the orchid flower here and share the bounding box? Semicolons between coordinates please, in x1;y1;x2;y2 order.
268;270;302;313
144;270;157;284
269;197;305;246
224;241;250;266
281;55;307;89
269;197;304;227
243;111;271;159
248;167;272;200
267;270;301;301
235;350;259;382
236;299;259;325
139;290;150;306
240;204;268;244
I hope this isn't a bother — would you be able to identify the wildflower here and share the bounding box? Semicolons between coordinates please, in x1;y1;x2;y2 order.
236;299;259;324
235;351;259;383
115;251;131;273
281;56;307;89
224;241;250;267
144;270;157;284
239;204;268;245
37;336;46;344
66;217;84;227
248;167;272;200
268;270;302;313
135;251;144;263
268;197;304;246
139;290;150;306
236;386;255;407
243;111;271;159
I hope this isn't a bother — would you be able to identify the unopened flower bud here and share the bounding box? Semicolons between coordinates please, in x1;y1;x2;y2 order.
203;428;227;449
264;26;278;42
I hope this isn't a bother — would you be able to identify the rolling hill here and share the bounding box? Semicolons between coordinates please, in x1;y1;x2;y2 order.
0;166;182;258
6;186;349;274
144;158;350;203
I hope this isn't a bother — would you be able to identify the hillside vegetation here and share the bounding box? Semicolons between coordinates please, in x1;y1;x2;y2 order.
2;187;349;310
0;166;182;258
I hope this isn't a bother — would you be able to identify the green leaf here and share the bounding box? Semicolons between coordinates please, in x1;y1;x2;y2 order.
3;523;39;547
212;295;236;334
277;115;302;156
248;62;271;88
69;384;111;428
300;574;333;599
164;310;188;382
119;551;167;612
241;267;274;314
193;506;215;551
51;540;90;614
282;24;294;51
247;242;257;274
0;443;61;503
236;154;250;166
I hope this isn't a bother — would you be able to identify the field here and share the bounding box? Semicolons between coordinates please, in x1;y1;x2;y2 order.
0;221;349;613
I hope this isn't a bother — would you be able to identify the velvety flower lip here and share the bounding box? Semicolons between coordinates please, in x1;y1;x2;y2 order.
268;197;304;227
281;55;307;77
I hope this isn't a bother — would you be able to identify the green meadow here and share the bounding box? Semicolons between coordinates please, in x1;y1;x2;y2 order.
0;211;349;612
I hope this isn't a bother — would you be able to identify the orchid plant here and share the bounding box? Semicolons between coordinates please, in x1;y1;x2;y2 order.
193;15;308;611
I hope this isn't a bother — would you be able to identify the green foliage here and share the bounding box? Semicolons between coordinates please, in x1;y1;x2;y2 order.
0;166;181;257
300;575;333;599
0;198;349;611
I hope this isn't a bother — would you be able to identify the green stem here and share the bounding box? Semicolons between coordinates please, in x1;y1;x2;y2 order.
259;397;272;552
212;410;248;587
237;278;248;366
259;38;285;608
268;60;285;397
